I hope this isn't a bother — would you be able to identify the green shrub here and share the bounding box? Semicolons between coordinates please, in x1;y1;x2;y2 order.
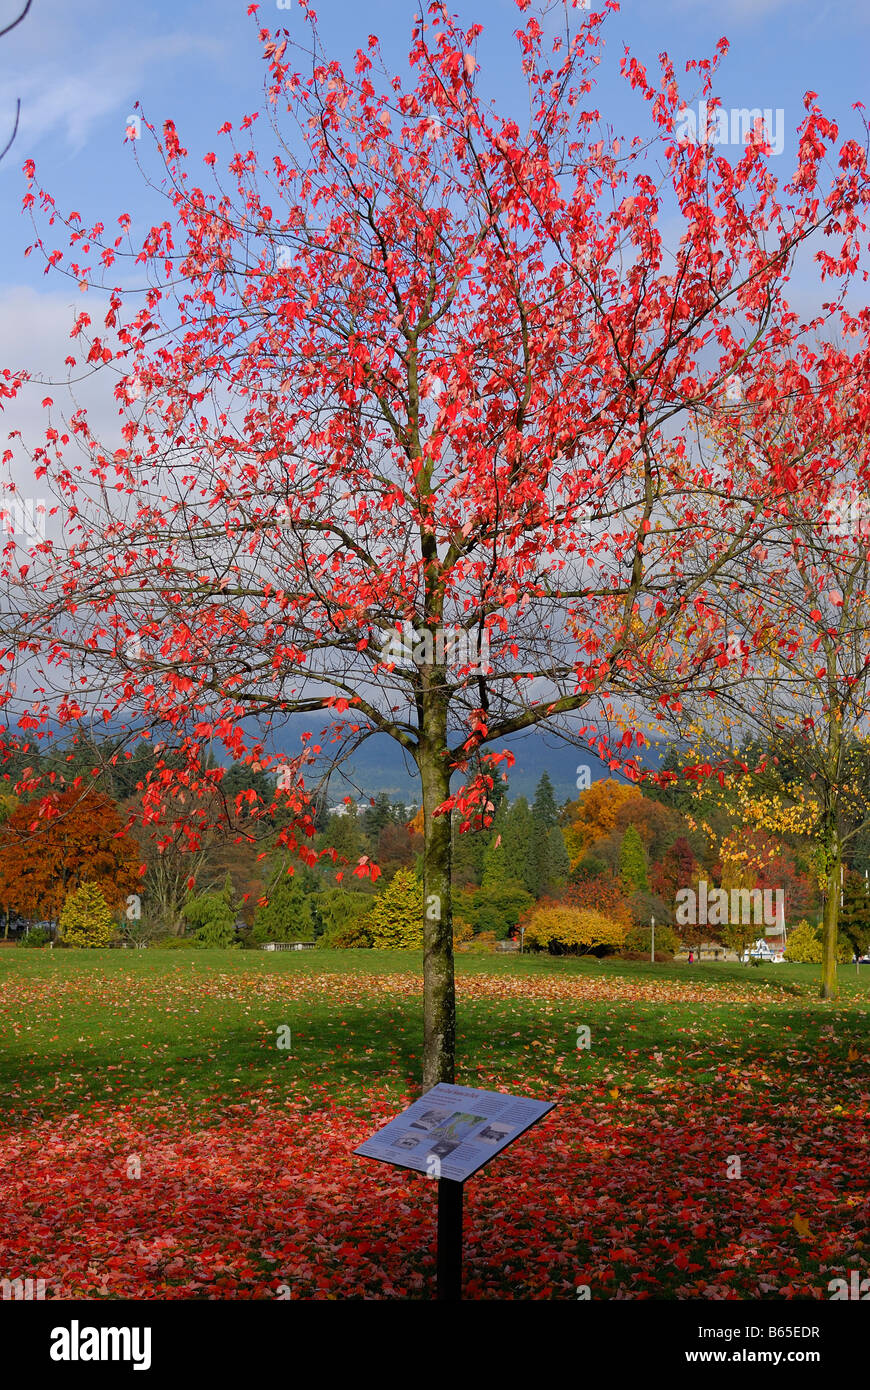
19;926;51;948
152;935;198;949
312;889;377;933
784;919;850;964
624;923;680;956
567;853;608;884
317;915;373;948
454;884;533;940
194;917;237;948
182;887;236;948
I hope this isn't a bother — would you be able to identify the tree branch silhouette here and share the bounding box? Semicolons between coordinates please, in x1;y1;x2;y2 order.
0;0;33;163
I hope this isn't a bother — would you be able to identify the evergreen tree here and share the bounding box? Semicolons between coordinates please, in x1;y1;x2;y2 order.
362;791;394;842
59;881;117;948
529;773;560;895
369;868;424;948
503;797;535;895
619;824;648;892
451;811;487;887
451;776;506;887
783;920;824;963
221;759;274;805
532;772;558;830
182;878;236;945
481;801;511;889
545;826;570;890
839;870;870;959
252;877;315;943
312;888;375;935
319;808;363;867
118;739;160;799
310;790;330;835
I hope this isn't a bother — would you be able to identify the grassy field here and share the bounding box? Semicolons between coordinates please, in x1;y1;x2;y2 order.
0;949;867;1299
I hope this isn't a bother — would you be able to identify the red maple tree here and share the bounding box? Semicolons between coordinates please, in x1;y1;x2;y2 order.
3;2;869;1079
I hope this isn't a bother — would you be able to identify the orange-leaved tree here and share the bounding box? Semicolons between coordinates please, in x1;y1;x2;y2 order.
0;789;140;922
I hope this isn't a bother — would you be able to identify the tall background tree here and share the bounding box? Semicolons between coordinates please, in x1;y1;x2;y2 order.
660;400;870;998
3;2;869;1081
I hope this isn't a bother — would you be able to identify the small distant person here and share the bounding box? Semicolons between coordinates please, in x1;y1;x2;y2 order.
688;950;694;964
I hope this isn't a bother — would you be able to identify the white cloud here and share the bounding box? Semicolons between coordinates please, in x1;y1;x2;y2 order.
0;284;123;493
0;6;227;156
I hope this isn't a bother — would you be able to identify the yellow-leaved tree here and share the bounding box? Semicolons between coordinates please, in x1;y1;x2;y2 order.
562;780;646;868
522;904;626;956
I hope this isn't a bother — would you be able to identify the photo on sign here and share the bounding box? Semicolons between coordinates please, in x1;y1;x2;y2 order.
410;1108;452;1132
391;1132;421;1151
428;1137;462;1158
477;1122;514;1144
427;1111;486;1143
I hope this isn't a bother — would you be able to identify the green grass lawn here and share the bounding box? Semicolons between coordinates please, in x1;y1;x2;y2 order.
1;948;866;1117
0;948;867;1299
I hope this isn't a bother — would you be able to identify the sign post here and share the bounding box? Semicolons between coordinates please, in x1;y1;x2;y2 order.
436;1178;463;1301
354;1083;556;1300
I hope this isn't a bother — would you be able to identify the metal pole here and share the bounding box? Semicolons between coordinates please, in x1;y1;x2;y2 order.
650;914;655;964
436;1179;463;1301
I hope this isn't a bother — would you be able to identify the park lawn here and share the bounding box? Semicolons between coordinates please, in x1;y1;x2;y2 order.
0;949;867;1300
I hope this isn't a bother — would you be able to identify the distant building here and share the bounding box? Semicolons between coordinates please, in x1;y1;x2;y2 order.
326;800;372;818
326;800;419;818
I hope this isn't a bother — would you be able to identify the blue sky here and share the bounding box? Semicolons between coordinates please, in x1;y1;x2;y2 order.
1;0;866;284
0;0;865;443
0;0;864;775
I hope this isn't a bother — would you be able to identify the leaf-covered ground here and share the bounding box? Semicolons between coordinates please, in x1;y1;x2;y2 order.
0;950;867;1299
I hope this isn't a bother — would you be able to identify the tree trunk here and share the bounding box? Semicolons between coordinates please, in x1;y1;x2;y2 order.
820;836;840;1000
418;714;455;1091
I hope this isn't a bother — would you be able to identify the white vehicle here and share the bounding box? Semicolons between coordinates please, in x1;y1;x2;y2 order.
741;939;785;963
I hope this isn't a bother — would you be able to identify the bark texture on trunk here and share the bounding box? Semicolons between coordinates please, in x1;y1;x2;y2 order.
418;717;455;1090
821;837;840;1000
